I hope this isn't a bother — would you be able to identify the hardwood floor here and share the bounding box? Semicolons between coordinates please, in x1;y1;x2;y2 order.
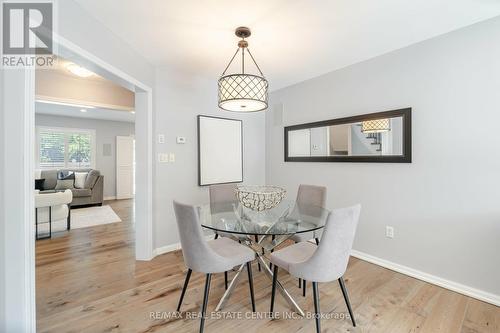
36;199;500;333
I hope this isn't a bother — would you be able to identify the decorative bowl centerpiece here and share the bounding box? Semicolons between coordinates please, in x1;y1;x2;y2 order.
236;185;286;211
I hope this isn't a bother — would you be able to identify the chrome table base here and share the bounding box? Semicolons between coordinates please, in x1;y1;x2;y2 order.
214;237;305;316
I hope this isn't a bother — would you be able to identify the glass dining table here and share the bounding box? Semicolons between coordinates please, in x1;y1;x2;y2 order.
198;200;330;316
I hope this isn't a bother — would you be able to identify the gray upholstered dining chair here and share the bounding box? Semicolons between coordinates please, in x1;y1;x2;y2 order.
209;183;266;274
209;183;238;239
173;201;256;333
290;184;327;244
286;184;327;292
209;183;245;284
269;204;361;333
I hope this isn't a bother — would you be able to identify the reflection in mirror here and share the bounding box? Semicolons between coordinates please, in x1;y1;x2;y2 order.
284;108;411;162
288;116;403;157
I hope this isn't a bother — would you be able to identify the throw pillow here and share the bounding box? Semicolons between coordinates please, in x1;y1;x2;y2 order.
57;171;74;180
84;170;100;189
74;172;88;189
55;179;75;190
35;179;45;190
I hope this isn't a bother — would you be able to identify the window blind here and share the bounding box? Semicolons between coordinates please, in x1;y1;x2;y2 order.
37;128;94;169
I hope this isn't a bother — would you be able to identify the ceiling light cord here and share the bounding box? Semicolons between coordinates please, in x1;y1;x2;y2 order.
220;35;265;77
242;47;245;74
246;48;264;77
221;47;240;76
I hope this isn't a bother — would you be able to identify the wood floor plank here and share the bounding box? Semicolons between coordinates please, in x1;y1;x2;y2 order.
461;298;500;333
36;199;500;333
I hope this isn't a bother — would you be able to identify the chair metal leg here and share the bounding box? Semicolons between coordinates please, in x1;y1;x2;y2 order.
254;235;261;271
302;279;306;297
224;271;228;290
67;204;71;230
176;269;192;311
214;233;219;240
315;237;320;245
270;265;278;313
338;277;356;327
35;208;38;240
296;241;302;288
246;262;256;312
48;206;52;238
312;282;321;333
269;235;276;270
200;273;212;333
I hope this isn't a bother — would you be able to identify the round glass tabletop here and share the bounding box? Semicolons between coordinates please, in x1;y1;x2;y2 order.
199;200;330;236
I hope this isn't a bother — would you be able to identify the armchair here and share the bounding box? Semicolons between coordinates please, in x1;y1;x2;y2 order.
35;189;73;239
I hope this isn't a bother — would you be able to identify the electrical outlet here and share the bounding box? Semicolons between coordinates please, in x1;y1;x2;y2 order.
386;226;394;239
176;136;186;144
158;134;165;144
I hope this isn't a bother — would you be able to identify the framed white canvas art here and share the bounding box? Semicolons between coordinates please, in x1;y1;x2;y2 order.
197;115;243;186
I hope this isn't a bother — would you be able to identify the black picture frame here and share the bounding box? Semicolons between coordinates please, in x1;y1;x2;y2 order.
284;108;412;163
197;115;244;186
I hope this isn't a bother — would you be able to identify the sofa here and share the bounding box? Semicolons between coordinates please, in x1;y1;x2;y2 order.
36;168;104;207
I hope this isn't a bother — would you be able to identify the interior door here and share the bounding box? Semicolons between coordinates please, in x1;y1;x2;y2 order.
116;136;135;199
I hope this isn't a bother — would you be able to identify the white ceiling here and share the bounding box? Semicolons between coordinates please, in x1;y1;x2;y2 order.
75;0;500;91
36;102;135;123
38;58;108;83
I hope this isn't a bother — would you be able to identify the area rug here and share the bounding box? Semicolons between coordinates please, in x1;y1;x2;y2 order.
70;205;122;229
37;205;122;234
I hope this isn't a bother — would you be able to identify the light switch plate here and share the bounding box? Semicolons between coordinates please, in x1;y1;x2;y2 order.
158;134;165;144
386;226;394;238
169;153;175;162
158;153;168;163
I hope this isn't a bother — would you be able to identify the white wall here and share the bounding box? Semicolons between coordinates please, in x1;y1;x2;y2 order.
35;114;135;198
154;68;266;248
266;17;500;299
0;69;5;332
36;70;135;110
1;69;36;332
57;0;154;87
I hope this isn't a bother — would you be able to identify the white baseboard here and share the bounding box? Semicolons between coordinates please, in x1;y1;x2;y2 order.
104;196;136;201
153;234;216;257
351;250;500;306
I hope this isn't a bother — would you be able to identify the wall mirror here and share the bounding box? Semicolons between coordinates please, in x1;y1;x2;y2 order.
285;108;411;163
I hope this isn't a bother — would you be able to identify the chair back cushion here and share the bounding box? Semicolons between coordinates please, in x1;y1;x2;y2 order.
40;170;58;190
173;201;227;273
290;204;361;282
296;184;327;218
84;170;100;189
209;183;238;214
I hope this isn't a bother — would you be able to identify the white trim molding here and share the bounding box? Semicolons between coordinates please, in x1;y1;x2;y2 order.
154;235;217;257
351;250;500;307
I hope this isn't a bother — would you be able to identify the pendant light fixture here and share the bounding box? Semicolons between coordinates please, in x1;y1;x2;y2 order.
218;27;268;112
361;118;391;133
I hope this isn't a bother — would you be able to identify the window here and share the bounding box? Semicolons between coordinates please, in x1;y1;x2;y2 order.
36;127;96;169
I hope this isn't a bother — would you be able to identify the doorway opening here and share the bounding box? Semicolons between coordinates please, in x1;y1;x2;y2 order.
4;34;154;331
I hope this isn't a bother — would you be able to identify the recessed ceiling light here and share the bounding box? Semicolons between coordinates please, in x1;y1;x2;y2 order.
130;111;135;114
66;63;95;78
36;99;96;109
80;109;87;113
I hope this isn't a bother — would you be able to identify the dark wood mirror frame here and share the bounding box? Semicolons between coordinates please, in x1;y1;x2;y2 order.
284;108;412;163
